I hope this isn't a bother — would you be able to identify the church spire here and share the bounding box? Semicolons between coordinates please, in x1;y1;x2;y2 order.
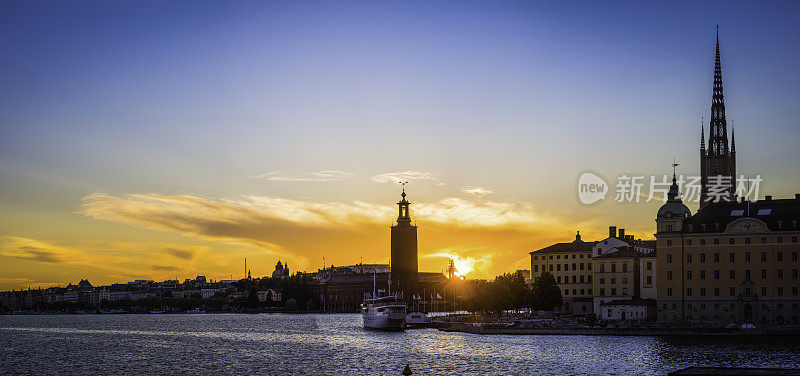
731;120;736;153
708;24;729;156
700;117;705;150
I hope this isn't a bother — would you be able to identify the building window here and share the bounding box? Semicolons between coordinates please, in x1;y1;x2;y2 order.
600;278;605;284
647;262;652;271
700;239;706;245
588;263;592;270
580;263;584;270
746;270;751;279
666;224;672;232
667;254;673;264
714;287;720;297
777;269;783;279
572;289;577;295
687;271;692;280
761;287;767;296
611;264;616;273
793;287;798;296
794;252;799;262
714;253;720;262
761;252;767;262
588;288;592;295
667;288;672;297
556;276;561;283
730;270;735;279
729;253;735;262
666;239;672;246
700;270;706;280
611;278;617;284
714;269;720;280
622;277;628;284
611;288;617;296
557;264;561;271
700;288;706;296
687;239;692;245
793;269;798;279
762;269;767;279
687;288;693;296
622;264;627;272
793;236;798;243
745;237;751;244
729;238;735;245
746;252;751;262
777;252;783;261
700;253;706;262
588;275;592;283
646;276;652;284
777;287;783;296
600;264;605;273
549;265;554;272
557;255;561;259
667;271;672;280
778;237;783;243
572;263;577;271
572;275;577;283
714;238;719;245
761;236;767;244
564;289;569;296
730;287;736;296
600;288;605;296
687;254;692;263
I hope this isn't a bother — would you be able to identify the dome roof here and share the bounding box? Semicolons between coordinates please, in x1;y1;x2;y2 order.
657;201;691;219
657;173;692;219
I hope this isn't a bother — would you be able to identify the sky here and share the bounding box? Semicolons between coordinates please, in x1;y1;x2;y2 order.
1;1;799;290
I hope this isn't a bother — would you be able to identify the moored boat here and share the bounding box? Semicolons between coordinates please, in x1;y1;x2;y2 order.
362;295;407;330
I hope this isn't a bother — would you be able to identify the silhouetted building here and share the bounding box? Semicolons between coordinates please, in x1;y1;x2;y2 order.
391;187;418;302
700;26;736;208
272;260;290;278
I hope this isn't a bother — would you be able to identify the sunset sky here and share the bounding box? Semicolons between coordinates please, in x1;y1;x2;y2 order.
1;1;799;290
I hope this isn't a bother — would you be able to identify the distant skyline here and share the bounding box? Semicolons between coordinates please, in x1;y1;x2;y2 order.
2;1;799;290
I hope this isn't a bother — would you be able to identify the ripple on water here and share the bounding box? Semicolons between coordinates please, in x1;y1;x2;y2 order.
2;314;800;375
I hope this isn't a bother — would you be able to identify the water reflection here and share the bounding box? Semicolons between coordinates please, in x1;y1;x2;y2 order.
1;314;799;375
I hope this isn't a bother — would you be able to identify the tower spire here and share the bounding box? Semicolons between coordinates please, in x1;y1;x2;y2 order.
731;120;736;153
700;117;705;150
709;24;729;156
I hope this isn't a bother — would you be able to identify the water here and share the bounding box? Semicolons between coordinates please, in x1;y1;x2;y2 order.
1;314;799;375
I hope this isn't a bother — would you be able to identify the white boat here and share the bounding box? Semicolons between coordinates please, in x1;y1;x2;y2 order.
361;295;407;330
405;312;429;328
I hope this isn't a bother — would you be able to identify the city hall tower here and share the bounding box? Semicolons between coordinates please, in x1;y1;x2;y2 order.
390;185;418;302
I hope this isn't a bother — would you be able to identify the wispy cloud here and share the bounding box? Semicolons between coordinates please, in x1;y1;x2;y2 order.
76;192;581;281
370;171;437;183
253;170;353;182
0;237;78;264
460;186;493;197
165;247;195;260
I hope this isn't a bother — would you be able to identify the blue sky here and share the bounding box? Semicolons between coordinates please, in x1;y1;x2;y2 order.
1;1;798;288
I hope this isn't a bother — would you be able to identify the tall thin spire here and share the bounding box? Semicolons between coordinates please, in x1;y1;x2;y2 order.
731;120;736;153
700;117;705;150
709;24;729;156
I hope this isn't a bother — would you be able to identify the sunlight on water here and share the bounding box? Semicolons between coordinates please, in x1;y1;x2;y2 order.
2;314;799;375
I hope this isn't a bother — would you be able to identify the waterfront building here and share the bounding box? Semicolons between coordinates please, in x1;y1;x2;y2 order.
530;232;596;315
656;192;800;325
598;298;653;321
592;227;657;316
391;186;418;303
